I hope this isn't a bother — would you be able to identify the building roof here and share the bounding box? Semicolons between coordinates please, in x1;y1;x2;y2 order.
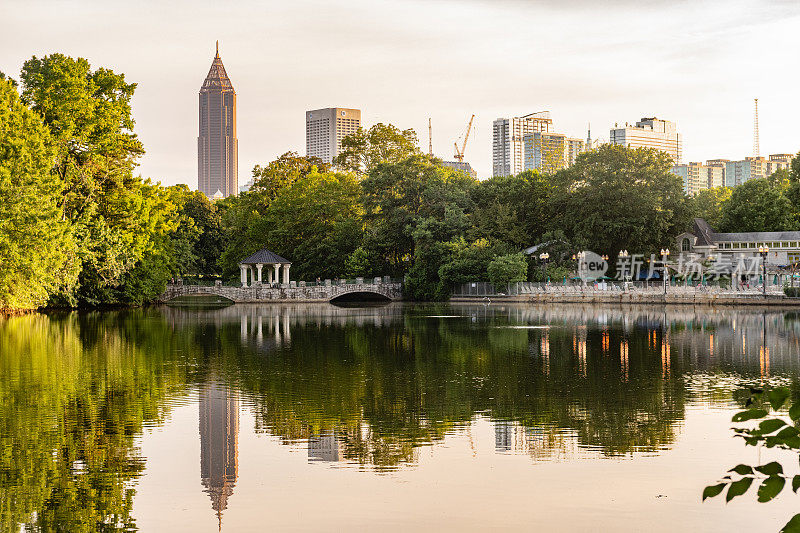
201;41;234;92
240;248;291;265
691;218;800;243
692;218;715;246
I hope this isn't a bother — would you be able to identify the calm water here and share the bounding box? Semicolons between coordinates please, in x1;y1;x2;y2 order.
2;303;800;531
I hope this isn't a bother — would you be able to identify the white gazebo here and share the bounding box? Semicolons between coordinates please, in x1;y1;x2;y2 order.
239;249;292;287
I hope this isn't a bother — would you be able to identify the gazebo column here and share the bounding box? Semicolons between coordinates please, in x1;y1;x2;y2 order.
256;263;264;285
283;264;290;284
274;264;281;285
240;264;247;287
249;266;255;287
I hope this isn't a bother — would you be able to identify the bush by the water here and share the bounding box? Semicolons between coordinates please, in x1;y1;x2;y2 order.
785;287;800;297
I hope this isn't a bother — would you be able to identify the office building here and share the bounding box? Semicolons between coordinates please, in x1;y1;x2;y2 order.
523;132;585;173
198;42;238;198
609;117;681;163
492;111;552;177
306;108;361;163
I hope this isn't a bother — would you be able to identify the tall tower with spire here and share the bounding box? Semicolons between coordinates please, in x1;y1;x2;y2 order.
198;41;238;198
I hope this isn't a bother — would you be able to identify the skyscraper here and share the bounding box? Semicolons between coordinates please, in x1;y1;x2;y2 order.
198;41;238;198
306;108;361;164
492;112;552;177
609;118;681;163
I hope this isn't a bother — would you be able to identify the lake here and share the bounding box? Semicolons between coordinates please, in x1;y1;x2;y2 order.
2;303;799;531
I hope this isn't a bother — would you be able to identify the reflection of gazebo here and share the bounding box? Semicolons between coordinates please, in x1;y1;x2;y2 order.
239;249;291;287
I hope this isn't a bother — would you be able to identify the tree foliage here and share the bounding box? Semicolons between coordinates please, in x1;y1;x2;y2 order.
0;78;74;309
704;386;800;532
550;144;691;256
719;179;796;233
333;123;420;173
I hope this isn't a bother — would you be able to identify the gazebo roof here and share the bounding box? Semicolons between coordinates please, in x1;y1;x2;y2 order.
240;248;291;265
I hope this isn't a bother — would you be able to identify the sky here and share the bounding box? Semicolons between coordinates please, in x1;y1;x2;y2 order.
2;0;800;185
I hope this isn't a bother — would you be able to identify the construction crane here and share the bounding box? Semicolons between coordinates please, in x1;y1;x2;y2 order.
453;114;475;162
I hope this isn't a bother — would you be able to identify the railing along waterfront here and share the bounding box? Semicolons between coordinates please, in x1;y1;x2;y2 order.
452;280;787;298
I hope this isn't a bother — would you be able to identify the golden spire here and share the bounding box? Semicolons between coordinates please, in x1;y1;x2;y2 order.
216;40;220;58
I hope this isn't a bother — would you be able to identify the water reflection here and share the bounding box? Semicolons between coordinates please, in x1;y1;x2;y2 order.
199;379;239;528
2;304;800;530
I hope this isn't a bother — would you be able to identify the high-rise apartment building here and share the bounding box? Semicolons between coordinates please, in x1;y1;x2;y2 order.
523;132;585;173
198;42;238;198
723;155;793;187
492;111;552;177
305;108;361;163
610;117;681;163
672;161;728;195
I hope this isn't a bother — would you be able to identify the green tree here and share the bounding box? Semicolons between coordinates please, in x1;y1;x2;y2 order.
220;169;364;280
0;77;74;309
691;186;732;230
361;154;476;278
19;54;178;306
487;253;528;289
437;239;500;289
469;170;553;249
551;144;691;258
719;178;796;232
250;151;330;201
333;123;420;173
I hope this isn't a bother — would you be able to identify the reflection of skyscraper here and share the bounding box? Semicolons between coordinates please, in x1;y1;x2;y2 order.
308;433;343;462
200;380;239;528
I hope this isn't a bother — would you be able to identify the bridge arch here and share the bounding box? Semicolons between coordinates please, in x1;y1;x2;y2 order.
329;290;393;304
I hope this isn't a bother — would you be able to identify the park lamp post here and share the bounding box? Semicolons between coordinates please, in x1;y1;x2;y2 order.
618;250;630;288
660;248;670;295
759;246;769;298
573;251;586;286
539;252;550;286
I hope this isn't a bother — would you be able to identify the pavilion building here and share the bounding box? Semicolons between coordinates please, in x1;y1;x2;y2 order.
239;249;292;286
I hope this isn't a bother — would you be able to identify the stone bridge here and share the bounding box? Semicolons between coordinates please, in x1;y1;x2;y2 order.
159;281;403;304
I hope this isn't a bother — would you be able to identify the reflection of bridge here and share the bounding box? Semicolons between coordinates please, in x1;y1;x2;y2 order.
159;281;403;303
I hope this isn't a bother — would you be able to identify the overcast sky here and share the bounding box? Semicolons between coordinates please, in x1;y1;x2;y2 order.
2;0;800;184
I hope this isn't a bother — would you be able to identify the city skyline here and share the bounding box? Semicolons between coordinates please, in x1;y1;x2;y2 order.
2;0;800;184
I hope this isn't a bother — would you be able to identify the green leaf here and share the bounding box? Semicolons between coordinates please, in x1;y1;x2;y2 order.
732;409;768;422
777;426;800;439
782;514;800;533
781;514;800;533
769;387;791;411
756;462;784;476
703;483;726;501
789;403;800;421
792;475;800;493
759;419;787;434
757;476;786;502
729;464;754;475
726;477;753;502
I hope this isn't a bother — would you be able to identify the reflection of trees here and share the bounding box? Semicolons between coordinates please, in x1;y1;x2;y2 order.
4;302;799;527
0;312;187;531
212;309;691;467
